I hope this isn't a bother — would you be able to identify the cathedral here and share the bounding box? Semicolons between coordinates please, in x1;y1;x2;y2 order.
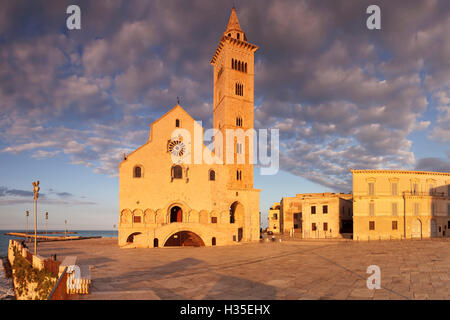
118;8;261;247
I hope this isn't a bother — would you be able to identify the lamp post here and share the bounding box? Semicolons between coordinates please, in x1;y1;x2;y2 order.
25;210;29;240
65;220;67;238
45;212;48;236
32;181;40;255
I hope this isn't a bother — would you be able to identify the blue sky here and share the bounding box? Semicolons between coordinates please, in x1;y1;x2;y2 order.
0;0;449;230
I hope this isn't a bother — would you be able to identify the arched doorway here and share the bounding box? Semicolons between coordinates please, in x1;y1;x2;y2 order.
170;206;183;223
230;201;244;225
126;232;142;243
164;231;205;247
430;219;437;238
412;219;422;239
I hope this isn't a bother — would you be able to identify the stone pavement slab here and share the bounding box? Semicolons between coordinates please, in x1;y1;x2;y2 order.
37;238;450;300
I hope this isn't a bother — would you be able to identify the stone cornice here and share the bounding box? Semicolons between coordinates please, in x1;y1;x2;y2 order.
350;169;450;177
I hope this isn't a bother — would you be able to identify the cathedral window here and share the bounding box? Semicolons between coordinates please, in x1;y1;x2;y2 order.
172;165;183;179
235;82;243;96
209;170;216;181
133;166;142;178
236;117;242;127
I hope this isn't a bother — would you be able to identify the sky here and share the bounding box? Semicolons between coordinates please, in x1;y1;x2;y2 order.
0;0;449;230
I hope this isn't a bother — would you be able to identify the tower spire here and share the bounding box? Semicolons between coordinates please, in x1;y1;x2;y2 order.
225;7;242;33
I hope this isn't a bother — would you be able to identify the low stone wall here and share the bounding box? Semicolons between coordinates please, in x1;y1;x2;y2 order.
7;240;57;300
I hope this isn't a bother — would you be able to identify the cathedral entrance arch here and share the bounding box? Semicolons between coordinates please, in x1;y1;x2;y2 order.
170;206;183;223
164;231;205;247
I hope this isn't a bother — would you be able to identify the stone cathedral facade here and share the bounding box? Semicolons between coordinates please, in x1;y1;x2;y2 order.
118;8;261;248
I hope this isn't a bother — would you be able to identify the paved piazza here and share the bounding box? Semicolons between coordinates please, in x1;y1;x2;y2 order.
38;238;450;300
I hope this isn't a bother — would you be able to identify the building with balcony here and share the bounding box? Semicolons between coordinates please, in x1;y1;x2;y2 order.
352;170;450;240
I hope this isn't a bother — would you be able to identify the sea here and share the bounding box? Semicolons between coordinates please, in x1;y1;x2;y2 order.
0;230;118;258
0;229;118;300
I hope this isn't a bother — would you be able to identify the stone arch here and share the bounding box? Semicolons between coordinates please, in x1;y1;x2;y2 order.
144;209;154;224
166;202;191;223
132;209;143;224
189;210;199;223
230;201;244;226
127;232;142;243
210;210;219;224
120;209;132;224
170;206;183;223
164;231;205;247
199;210;209;224
155;209;165;224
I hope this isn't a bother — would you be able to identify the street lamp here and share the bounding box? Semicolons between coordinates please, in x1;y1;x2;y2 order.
32;180;40;255
65;219;67;238
45;212;48;236
25;210;29;242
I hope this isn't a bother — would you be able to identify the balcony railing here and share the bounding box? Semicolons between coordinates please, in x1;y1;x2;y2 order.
403;191;447;197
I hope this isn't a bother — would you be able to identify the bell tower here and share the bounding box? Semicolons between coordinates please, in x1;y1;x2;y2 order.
211;7;258;189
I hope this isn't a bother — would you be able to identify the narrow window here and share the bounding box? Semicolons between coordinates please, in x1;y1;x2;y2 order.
311;206;316;214
323;205;328;214
245;63;247;73
392;221;398;230
231;58;234;69
209;170;215;181
323;223;328;231
134;166;142;178
312;223;317;231
273;213;278;220
175;119;180;127
369;221;375;230
237;33;240;40
211;217;217;223
392;203;398;216
368;182;374;196
212;237;216;246
173;165;182;179
391;183;398;196
153;238;159;247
